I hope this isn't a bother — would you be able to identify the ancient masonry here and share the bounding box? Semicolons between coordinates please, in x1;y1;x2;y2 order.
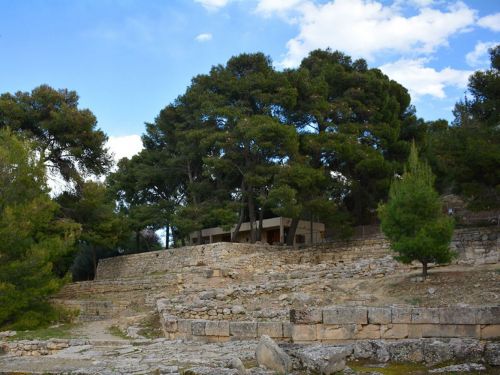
51;227;500;343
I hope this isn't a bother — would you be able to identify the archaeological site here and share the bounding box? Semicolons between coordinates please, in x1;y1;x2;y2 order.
1;225;498;374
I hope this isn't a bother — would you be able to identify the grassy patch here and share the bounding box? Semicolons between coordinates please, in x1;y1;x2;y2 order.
8;323;77;340
137;313;163;339
405;297;422;306
348;361;427;375
107;325;129;339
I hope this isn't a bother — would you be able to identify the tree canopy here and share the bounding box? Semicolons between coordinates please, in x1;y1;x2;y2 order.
110;50;418;244
0;85;111;184
0;129;79;329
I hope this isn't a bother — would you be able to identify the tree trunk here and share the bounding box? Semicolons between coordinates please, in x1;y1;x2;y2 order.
91;245;97;280
248;192;256;243
165;225;169;249
232;182;246;242
422;261;428;279
286;217;300;246
310;213;314;244
257;206;264;241
232;204;245;242
136;231;141;251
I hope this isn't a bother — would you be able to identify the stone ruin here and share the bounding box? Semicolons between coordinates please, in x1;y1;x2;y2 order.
1;226;499;374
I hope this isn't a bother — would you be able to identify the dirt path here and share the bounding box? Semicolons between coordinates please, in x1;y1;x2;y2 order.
69;319;124;340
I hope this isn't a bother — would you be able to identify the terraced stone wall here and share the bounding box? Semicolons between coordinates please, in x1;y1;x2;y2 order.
157;305;500;343
95;227;498;281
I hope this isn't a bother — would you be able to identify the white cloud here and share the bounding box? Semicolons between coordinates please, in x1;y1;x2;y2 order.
478;12;500;32
379;58;472;99
194;0;230;10
255;0;306;17
195;33;213;42
256;0;476;68
466;41;498;67
106;135;143;164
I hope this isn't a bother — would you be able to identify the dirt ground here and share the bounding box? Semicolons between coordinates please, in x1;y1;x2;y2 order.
358;263;500;307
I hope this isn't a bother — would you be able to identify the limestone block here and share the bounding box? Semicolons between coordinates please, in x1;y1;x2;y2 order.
480;324;500;339
257;322;283;338
476;306;500;324
323;307;367;324
229;322;257;338
290;308;322;324
191;320;207;336
407;325;422;338
205;320;230;337
368;307;391;324
161;314;178;333
291;324;318;342
439;307;476;324
411;308;440;324
381;324;409;339
391;307;412;323
317;324;356;340
255;335;292;374
296;345;348;374
282;323;293;339
417;324;480;338
354;324;381;339
177;319;192;334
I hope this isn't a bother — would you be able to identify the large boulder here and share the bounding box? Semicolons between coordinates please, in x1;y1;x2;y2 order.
295;345;349;374
256;335;292;374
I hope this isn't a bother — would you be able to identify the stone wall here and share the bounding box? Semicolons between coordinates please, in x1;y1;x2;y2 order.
52;299;131;322
1;339;91;356
157;304;500;343
451;227;499;264
95;227;498;281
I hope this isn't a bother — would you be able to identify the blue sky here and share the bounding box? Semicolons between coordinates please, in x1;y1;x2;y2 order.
1;0;499;160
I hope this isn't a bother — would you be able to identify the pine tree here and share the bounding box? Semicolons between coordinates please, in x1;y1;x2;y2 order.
378;143;455;278
0;129;79;329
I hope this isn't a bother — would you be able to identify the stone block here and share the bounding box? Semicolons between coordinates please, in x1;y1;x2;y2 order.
290;309;322;324
480;325;500;339
391;307;412;323
282;323;293;339
411;308;440;324
323;307;367;324
291;324;317;342
368;307;391;324
177;319;192;334
439;307;476;324
317;324;356;340
476;306;500;324
256;335;292;374
161;314;178;333
205;320;230;337
354;324;381;339
191;320;206;336
229;322;257;338
257;322;283;338
381;324;409;339
418;324;480;338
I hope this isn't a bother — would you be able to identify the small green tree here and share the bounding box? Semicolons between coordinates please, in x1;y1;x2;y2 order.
378;143;454;278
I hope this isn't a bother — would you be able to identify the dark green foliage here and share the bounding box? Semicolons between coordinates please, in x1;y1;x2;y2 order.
0;129;79;329
0;85;111;183
110;50;423;243
378;143;455;277
286;49;415;224
57;181;130;280
430;45;500;210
